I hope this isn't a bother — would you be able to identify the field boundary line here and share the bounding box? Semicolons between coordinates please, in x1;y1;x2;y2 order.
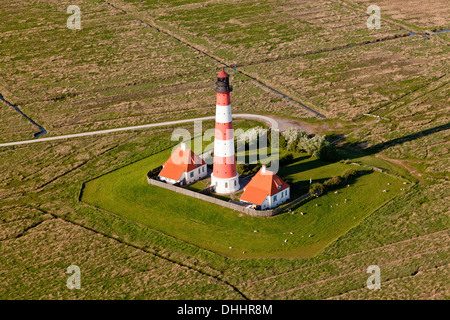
266;246;450;297
324;263;450;300
40;211;250;300
244;228;449;285
101;0;326;119
235;33;411;68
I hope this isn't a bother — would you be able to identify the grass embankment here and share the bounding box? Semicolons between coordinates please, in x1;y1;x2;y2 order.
82;146;408;258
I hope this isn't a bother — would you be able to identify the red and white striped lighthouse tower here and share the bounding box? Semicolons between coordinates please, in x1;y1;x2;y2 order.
211;69;240;194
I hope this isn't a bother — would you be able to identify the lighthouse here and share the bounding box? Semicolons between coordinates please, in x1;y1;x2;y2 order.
211;69;240;194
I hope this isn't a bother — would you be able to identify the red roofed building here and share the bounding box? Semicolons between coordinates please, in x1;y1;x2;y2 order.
158;143;207;186
240;165;290;210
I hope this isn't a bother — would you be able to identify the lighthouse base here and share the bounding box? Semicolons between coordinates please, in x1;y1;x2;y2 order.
211;174;240;194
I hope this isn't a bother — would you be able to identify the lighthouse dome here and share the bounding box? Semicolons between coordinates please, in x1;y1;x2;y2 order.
217;68;229;78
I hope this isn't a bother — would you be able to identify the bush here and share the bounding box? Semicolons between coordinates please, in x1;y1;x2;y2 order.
282;128;307;151
310;182;325;195
252;164;262;173
316;142;339;162
236;164;247;175
237;163;262;175
341;168;358;180
278;135;287;150
323;176;342;190
237;126;267;149
279;153;294;166
298;135;327;155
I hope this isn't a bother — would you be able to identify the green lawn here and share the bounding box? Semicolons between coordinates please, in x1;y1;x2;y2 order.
81;148;408;258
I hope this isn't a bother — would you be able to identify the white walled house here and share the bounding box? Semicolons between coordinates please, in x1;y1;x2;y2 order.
240;165;290;210
158;143;207;186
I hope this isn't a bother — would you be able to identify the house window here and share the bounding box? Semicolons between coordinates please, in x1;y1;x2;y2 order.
198;168;201;174
190;172;194;178
202;166;205;172
274;195;277;201
234;180;236;186
225;182;228;188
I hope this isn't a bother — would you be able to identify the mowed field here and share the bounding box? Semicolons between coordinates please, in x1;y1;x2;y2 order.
81;142;407;258
0;0;449;299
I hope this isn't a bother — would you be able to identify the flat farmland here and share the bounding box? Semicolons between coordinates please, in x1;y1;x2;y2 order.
241;36;449;119
1;0;448;300
0;210;243;299
355;82;450;182
0;123;448;299
0;99;37;143
344;0;450;31
0;0;313;143
118;0;408;66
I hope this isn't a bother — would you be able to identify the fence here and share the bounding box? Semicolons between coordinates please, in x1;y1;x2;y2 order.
147;175;275;217
148;169;312;217
272;192;311;215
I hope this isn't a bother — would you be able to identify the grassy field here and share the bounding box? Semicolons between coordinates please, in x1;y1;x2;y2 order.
0;121;447;299
81;144;408;258
1;0;448;300
119;0;407;65
241;36;449;119
0;0;314;143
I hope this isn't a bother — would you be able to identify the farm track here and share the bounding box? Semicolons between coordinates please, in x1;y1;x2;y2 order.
1;0;448;300
0;114;278;148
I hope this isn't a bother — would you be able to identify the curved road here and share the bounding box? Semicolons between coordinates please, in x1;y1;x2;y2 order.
0;114;279;148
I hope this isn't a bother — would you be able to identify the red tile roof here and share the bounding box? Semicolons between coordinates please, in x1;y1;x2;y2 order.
158;145;206;181
240;167;289;206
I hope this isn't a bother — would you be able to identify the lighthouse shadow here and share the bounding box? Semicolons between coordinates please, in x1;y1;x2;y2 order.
278;155;328;177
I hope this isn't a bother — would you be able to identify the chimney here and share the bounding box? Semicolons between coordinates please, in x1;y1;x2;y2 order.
180;142;186;151
261;165;266;174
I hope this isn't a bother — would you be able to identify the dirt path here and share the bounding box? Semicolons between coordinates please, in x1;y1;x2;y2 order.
0;113;308;148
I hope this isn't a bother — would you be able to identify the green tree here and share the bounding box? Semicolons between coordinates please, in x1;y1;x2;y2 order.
310;182;325;195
